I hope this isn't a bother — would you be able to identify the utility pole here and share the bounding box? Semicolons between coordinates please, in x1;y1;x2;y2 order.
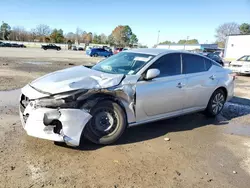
1;21;4;40
184;36;189;50
156;30;160;46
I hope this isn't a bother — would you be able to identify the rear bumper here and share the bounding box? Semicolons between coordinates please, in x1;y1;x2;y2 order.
228;67;250;75
226;78;234;102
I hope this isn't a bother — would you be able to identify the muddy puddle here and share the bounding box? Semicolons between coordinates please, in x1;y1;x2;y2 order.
0;89;20;106
24;61;52;65
222;102;250;120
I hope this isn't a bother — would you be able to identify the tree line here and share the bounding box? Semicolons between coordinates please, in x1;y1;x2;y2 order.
159;39;199;45
159;22;250;48
0;22;139;47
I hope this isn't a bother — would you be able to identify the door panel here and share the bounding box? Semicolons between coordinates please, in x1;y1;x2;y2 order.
136;75;186;122
182;54;218;110
183;72;218;109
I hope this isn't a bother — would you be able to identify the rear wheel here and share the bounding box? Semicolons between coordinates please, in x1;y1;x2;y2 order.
93;53;98;57
205;89;226;117
83;100;127;145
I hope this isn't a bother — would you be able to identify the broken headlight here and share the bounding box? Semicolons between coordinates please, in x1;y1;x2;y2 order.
34;89;88;108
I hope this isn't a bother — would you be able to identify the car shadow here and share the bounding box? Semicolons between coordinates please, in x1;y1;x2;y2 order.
56;96;250;151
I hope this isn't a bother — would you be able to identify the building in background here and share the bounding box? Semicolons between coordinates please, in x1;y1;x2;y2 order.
156;44;218;52
224;34;250;60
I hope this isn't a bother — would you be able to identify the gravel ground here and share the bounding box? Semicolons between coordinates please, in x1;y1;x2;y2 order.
1;48;250;188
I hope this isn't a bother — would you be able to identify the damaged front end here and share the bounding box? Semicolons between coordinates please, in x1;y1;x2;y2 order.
20;87;92;146
19;66;139;146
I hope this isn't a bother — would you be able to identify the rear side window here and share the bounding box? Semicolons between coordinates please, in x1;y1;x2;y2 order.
204;58;212;70
182;54;206;74
150;53;181;77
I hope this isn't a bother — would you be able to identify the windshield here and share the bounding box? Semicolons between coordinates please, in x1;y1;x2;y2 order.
92;52;155;75
238;56;250;61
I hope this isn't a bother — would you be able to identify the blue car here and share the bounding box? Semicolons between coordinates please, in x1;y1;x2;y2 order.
86;48;113;57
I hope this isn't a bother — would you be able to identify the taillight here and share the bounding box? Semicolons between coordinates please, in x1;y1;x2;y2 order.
229;72;236;81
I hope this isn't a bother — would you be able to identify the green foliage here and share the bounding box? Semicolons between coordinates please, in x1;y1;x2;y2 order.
92;34;102;44
130;34;138;45
111;25;138;47
0;22;11;40
107;34;115;45
159;40;173;45
50;29;64;43
239;23;250;34
178;39;199;44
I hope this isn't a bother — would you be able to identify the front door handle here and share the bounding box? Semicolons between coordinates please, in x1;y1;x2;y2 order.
177;82;185;88
209;75;216;80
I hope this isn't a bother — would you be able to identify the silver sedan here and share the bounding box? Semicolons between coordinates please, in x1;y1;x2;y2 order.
19;48;235;146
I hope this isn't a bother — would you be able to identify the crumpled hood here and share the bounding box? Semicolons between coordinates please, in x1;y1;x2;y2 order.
30;66;124;94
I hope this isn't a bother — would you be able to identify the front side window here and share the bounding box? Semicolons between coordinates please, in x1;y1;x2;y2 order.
92;52;154;75
182;54;206;74
149;53;181;77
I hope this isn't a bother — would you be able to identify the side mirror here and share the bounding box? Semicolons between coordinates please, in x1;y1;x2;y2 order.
145;69;160;80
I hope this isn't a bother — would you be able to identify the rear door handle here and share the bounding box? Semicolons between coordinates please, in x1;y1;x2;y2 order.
177;82;185;88
209;75;216;80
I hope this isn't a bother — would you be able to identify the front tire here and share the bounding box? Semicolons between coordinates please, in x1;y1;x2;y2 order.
205;89;226;117
83;100;127;145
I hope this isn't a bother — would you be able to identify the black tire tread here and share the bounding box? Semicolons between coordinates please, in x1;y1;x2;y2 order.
83;100;126;145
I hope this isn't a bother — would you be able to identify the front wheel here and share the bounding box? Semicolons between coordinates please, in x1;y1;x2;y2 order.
83;100;127;145
205;89;226;117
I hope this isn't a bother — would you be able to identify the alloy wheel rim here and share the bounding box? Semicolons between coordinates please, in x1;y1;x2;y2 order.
212;93;225;114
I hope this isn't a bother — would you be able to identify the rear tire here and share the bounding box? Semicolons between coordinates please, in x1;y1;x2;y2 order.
205;89;226;117
93;53;98;57
83;100;127;145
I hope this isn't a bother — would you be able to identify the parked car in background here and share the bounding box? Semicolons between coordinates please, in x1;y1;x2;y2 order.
78;47;84;51
41;44;61;51
207;53;224;66
86;48;113;57
11;43;26;48
0;42;26;48
228;55;250;75
114;47;124;54
0;43;12;47
18;44;26;48
19;49;234;146
213;50;224;58
72;46;77;51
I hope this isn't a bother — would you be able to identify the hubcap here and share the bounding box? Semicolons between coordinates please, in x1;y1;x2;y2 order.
212;93;225;114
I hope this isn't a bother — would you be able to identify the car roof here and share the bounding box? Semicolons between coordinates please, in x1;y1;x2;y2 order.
125;48;195;56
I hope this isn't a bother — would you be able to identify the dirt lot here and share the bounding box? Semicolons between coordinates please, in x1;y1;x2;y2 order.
1;48;250;188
